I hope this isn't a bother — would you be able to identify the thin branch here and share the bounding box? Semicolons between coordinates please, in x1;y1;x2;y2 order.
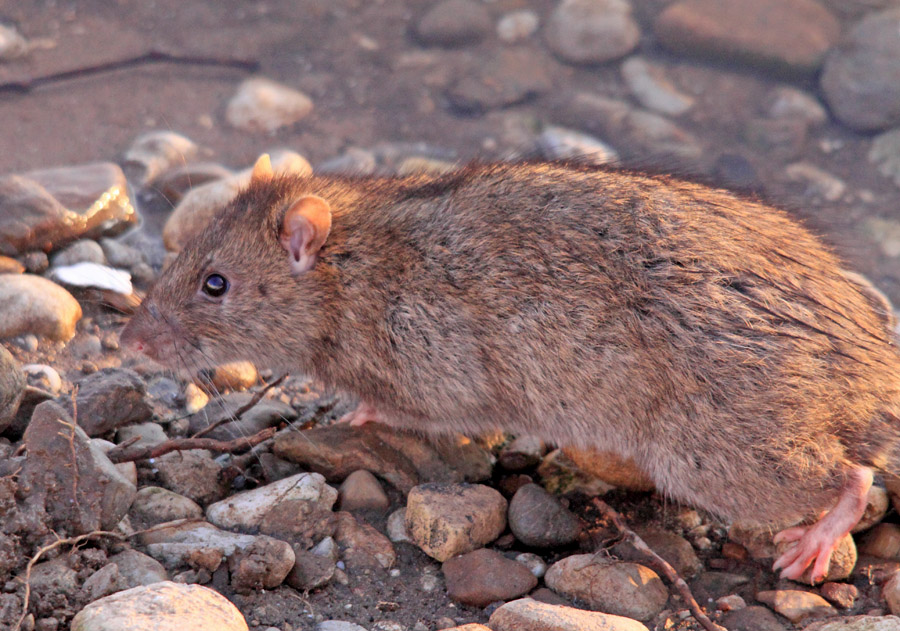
0;49;259;95
591;498;726;631
105;427;276;464
191;374;287;439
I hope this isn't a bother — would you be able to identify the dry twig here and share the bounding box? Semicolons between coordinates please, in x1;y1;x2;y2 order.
591;498;726;631
14;530;125;631
105;427;276;464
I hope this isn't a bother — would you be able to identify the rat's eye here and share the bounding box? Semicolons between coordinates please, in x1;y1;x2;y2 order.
202;273;229;298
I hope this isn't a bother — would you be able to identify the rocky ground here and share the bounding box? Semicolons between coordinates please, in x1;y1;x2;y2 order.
3;0;900;630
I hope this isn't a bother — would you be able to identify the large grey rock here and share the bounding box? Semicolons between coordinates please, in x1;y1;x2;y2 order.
821;8;900;131
21;401;136;534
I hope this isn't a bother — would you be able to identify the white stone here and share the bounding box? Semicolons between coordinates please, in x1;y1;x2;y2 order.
226;77;314;133
71;581;248;631
206;472;337;530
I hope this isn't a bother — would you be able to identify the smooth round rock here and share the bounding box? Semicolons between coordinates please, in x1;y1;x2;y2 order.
489;598;650;631
508;483;582;548
544;554;668;621
71;581;248;631
130;486;204;526
0;274;82;341
821;8;900;131
655;0;840;74
406;483;507;562
443;548;538;607
226;77;314;133
338;469;391;512
51;239;106;267
497;11;540;43
544;0;640;65
414;0;492;46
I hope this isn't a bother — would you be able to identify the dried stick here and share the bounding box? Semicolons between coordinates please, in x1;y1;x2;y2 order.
0;50;259;94
14;530;124;631
591;498;726;631
191;374;287;439
105;427;275;464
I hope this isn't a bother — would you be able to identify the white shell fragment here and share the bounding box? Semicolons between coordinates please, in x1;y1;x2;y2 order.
50;262;133;295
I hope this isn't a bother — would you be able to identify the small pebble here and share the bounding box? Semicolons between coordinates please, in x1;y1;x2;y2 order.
226;77;314;134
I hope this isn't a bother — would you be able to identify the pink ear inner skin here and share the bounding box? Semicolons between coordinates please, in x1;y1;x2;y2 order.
279;196;332;276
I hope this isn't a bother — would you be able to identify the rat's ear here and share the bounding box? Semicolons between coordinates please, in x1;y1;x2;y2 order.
251;153;273;184
279;195;332;276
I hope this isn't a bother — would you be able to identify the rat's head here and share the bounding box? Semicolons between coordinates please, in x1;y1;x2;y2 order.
120;155;335;377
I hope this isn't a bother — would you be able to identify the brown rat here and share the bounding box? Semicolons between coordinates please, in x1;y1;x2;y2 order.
121;156;900;583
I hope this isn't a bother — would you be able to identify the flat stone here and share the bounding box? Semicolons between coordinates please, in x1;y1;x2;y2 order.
405;483;507;562
489;597;650;631
0;274;82;341
21;401;136;534
226;77;314;133
206;472;337;532
756;589;837;624
821;8;900;131
508;483;582;548
655;0;839;75
338;469;390;512
544;0;640;65
82;562;125;601
130;486;204;526
443;548;537;607
0;343;24;433
447;47;553;114
544;555;668;621
414;0;492;46
140;521;295;591
71;581;248;631
74;368;152;436
122;130;199;187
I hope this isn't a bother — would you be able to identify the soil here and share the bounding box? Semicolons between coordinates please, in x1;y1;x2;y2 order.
1;1;898;630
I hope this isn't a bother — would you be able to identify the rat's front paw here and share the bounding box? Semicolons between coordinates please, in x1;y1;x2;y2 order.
338;401;382;426
772;525;833;583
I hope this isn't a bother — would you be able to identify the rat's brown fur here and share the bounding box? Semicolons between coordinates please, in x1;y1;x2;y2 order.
123;161;900;530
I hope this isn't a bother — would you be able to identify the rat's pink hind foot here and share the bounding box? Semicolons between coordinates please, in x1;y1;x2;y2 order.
772;466;873;583
338;401;382;426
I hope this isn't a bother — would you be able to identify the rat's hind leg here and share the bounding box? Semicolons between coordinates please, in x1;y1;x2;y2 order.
338;401;382;426
772;466;873;583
